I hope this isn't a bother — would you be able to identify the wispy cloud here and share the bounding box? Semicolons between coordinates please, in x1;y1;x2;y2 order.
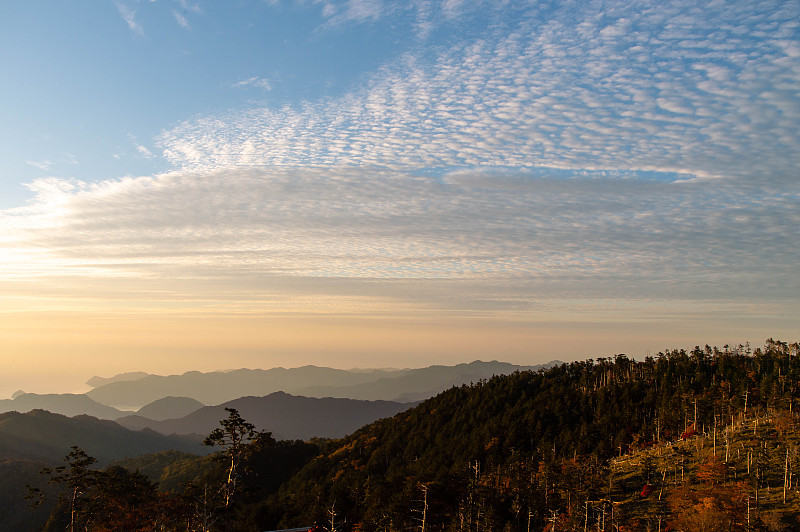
319;0;385;28
232;77;272;91
26;160;52;172
115;1;144;35
124;134;153;158
172;9;190;29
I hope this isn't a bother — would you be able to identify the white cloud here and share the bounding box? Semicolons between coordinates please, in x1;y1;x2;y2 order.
115;1;144;35
345;0;381;22
157;0;800;186
4;0;797;323
442;0;466;19
26;160;52;172
135;144;154;158
177;0;203;13
233;77;272;91
172;9;190;28
1;167;797;311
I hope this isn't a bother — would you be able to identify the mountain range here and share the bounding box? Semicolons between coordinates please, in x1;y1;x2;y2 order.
115;392;412;440
0;362;553;436
0;409;205;465
84;360;555;409
0;393;128;420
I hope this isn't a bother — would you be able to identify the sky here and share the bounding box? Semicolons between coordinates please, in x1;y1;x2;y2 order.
0;0;798;397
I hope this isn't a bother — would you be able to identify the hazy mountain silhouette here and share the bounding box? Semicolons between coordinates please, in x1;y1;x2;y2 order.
134;396;205;421
0;393;127;420
116;392;412;440
294;360;560;402
0;410;205;465
86;371;151;388
86;361;548;409
87;366;408;409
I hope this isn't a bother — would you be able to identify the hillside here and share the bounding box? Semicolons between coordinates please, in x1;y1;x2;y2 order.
0;411;209;532
0;459;56;532
252;340;800;531
134;396;205;421
604;412;800;530
0;410;205;465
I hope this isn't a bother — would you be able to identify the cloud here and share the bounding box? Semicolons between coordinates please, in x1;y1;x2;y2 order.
26;160;53;172
126;134;154;158
157;0;800;186
1;167;797;316
3;0;797;327
135;144;154;158
172;9;190;29
233;77;272;91
177;0;202;13
319;0;385;28
115;1;144;35
345;0;382;22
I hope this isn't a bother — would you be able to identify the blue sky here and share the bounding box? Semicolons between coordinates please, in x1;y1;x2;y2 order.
0;0;798;395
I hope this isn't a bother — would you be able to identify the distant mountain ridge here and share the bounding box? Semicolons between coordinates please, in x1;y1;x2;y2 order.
86;360;558;409
294;360;551;402
86;366;407;409
0;394;206;422
0;393;129;420
0;410;205;465
116;392;413;440
85;371;151;388
134;396;205;421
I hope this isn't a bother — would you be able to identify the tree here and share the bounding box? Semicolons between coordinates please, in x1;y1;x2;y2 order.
27;447;178;532
204;407;263;509
28;446;99;532
90;465;166;531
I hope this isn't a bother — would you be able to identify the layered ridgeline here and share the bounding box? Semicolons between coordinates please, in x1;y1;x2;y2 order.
0;361;555;419
84;360;554;409
0;393;130;420
0;410;204;464
115;392;412;440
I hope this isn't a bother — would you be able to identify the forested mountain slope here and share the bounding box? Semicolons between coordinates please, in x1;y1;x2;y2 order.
255;340;800;531
0;410;205;465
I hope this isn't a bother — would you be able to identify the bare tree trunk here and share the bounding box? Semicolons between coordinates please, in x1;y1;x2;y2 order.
784;447;790;504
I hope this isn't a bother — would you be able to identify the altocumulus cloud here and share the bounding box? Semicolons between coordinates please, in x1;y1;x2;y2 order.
0;167;797;311
1;0;798;318
159;0;799;183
